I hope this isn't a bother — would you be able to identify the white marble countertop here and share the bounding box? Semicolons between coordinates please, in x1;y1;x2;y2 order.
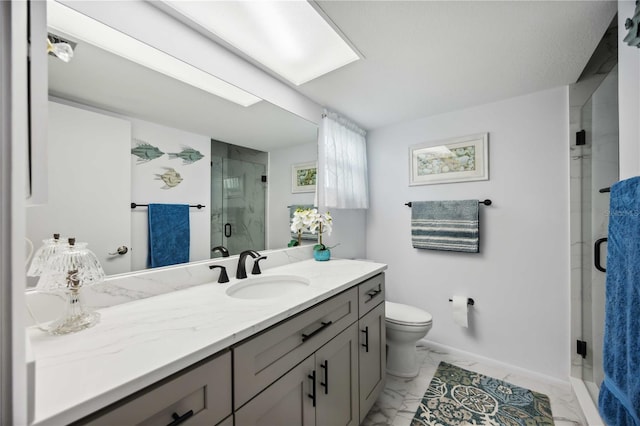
28;259;387;426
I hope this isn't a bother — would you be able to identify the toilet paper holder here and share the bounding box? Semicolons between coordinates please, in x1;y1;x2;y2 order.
449;298;475;306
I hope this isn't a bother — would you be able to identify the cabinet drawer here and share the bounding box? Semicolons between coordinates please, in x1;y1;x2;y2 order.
358;273;385;317
80;351;231;426
234;288;358;409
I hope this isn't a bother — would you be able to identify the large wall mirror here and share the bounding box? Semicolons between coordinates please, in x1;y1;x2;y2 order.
26;1;318;279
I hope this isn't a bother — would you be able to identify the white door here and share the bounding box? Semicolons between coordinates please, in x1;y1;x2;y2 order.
26;101;132;276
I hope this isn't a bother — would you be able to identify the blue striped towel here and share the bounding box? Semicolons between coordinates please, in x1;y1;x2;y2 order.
411;200;479;253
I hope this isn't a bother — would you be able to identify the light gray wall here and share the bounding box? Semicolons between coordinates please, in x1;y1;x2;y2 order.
268;142;317;249
618;0;640;178
268;141;368;260
366;87;570;379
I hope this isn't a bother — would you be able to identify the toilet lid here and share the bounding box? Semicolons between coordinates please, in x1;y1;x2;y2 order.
385;301;432;326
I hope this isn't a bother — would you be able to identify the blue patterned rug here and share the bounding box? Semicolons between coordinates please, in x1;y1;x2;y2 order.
411;362;554;426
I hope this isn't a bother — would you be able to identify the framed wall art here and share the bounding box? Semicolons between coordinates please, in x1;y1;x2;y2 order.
409;133;489;186
291;162;317;193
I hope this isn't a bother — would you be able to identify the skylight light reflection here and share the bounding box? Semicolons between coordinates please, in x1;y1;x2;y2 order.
163;0;360;86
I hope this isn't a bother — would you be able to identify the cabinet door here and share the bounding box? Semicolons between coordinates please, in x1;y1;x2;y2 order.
315;324;359;426
235;356;316;426
358;302;386;422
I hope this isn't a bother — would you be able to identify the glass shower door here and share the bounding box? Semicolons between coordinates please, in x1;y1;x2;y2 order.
221;158;266;254
579;65;618;402
210;155;266;257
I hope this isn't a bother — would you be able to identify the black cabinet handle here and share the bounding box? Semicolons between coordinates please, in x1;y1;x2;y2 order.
301;321;332;342
224;223;232;238
361;326;369;352
320;360;328;394
167;410;193;426
595;237;607;272
308;370;316;407
366;287;382;302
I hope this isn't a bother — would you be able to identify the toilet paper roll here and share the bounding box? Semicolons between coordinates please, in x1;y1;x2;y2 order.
452;296;469;328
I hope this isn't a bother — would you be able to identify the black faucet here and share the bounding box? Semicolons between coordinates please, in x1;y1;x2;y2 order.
209;264;229;283
211;245;230;257
236;250;260;279
252;256;268;275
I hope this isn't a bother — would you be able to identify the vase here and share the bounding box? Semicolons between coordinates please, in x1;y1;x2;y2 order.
314;249;331;261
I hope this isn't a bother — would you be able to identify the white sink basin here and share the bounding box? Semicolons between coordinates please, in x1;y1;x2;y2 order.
226;275;311;299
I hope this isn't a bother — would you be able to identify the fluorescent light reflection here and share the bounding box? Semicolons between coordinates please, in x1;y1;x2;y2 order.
47;0;261;107
163;1;360;86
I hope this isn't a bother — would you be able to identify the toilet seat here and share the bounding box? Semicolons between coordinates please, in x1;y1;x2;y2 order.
385;301;432;326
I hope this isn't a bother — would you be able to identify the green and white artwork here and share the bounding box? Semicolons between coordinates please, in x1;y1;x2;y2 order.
417;145;476;175
410;133;489;186
291;162;317;193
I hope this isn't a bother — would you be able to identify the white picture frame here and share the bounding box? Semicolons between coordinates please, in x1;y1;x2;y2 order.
291;162;317;193
409;133;489;186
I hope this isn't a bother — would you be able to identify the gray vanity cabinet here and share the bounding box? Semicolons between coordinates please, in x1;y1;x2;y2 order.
233;288;359;409
234;273;385;426
235;324;359;426
357;274;386;422
78;350;232;426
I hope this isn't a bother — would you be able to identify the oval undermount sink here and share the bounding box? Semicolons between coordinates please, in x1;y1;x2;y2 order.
226;275;311;300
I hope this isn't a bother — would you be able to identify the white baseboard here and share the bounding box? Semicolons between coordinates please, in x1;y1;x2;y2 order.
418;339;571;387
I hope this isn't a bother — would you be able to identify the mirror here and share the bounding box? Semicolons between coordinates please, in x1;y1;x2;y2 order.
26;6;318;278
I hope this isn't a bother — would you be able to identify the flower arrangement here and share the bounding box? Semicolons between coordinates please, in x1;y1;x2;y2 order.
289;207;314;246
289;208;335;254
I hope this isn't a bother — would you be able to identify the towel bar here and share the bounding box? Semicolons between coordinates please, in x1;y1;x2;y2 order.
448;298;475;306
131;202;205;209
405;200;491;207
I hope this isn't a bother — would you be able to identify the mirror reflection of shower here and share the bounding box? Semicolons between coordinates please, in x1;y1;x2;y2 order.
210;140;267;257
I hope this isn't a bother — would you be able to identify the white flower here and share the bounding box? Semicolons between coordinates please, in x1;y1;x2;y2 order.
290;208;312;233
290;208;333;243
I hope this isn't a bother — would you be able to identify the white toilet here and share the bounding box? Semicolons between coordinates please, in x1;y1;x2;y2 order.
385;301;433;378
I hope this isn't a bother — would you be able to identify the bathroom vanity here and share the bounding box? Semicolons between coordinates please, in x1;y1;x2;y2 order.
27;259;386;425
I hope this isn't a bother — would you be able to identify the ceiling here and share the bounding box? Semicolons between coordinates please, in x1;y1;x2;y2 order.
293;0;618;130
49;1;617;148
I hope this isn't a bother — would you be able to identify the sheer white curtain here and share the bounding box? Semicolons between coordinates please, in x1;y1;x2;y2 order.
318;110;369;209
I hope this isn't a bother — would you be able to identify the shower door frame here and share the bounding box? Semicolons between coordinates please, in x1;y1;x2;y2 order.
568;64;619;424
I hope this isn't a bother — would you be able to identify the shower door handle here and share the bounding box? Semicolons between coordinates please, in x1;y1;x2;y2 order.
224;223;232;238
594;237;607;272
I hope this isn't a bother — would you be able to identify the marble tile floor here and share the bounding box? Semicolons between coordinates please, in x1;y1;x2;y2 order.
362;342;588;426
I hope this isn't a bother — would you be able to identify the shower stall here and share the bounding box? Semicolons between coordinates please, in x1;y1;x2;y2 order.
210;140;267;256
570;19;618;414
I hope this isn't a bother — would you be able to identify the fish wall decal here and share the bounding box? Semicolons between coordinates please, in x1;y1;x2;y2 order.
156;167;183;189
168;147;204;164
131;140;164;163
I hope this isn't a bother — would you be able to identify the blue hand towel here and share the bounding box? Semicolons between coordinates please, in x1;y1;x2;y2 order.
411;200;479;253
598;176;640;426
148;203;190;268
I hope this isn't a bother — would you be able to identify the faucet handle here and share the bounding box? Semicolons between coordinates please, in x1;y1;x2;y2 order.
209;264;229;283
251;256;268;275
211;245;230;257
